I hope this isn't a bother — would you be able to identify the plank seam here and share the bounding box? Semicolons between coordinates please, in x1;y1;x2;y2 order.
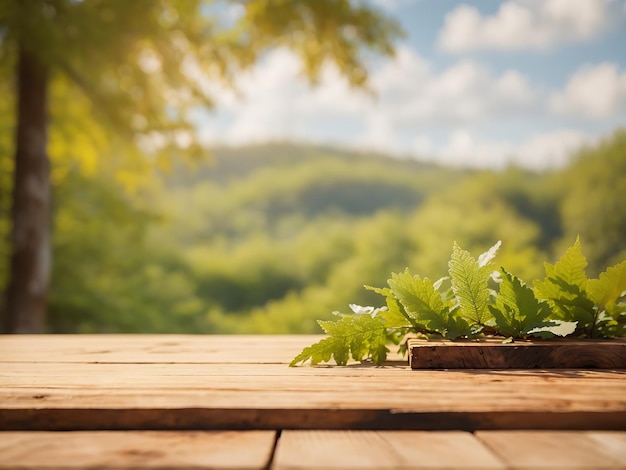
265;429;281;470
470;431;511;469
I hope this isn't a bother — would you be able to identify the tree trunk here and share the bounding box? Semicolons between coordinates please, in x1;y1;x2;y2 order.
2;47;51;333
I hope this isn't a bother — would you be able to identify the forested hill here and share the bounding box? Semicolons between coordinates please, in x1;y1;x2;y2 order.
42;131;626;334
165;143;469;222
168;143;465;185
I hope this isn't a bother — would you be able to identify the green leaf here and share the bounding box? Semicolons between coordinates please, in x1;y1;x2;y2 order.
533;237;595;329
388;269;444;322
534;237;588;299
364;285;413;328
449;242;494;326
387;268;470;338
289;314;388;366
293;236;625;367
380;295;413;328
587;260;626;314
443;310;473;339
489;268;556;338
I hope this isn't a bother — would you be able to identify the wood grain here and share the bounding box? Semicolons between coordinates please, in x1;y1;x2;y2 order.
476;431;626;469
1;335;625;431
0;431;276;469
0;335;343;364
273;431;505;469
409;338;626;369
587;432;626;463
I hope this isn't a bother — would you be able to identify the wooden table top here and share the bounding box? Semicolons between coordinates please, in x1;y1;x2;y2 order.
1;334;625;469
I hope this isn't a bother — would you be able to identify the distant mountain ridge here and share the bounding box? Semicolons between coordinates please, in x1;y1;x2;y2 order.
163;142;472;226
168;142;466;185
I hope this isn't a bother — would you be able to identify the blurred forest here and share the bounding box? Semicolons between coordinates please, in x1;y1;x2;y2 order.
0;0;402;332
2;130;625;334
1;2;625;334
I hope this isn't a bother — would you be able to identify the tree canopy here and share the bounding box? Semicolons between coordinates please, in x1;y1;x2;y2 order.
0;0;403;332
32;132;626;334
1;0;401;143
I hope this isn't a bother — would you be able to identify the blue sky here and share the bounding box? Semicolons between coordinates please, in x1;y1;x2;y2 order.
194;0;626;170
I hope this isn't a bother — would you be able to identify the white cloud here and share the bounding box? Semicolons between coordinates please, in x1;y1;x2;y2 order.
414;128;596;170
199;50;319;144
193;46;621;171
516;129;596;168
438;0;615;53
422;61;536;122
198;46;538;145
412;135;435;155
355;50;537;150
549;63;626;118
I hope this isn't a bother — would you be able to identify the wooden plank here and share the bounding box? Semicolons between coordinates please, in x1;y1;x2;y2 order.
475;431;626;469
0;335;345;364
273;431;505;469
587;432;626;463
1;336;625;431
0;431;276;469
378;431;505;469
273;431;401;469
2;362;625;413
1;371;625;431
409;338;626;369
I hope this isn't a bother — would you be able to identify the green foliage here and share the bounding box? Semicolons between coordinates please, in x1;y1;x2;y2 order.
2;130;624;335
587;261;626;336
0;2;623;337
48;171;206;333
489;269;575;339
558;130;626;275
449;242;495;327
292;238;626;366
1;0;403;145
289;311;389;366
533;237;597;334
0;0;405;331
585;260;626;337
587;260;626;314
383;269;471;339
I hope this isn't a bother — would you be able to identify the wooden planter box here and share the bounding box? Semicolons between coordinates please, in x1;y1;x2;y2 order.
408;338;626;369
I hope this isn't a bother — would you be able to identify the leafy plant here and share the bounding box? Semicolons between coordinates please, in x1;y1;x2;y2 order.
290;238;626;366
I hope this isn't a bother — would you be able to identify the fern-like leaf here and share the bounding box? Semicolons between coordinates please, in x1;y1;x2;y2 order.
292;237;625;366
289;314;388;366
585;260;626;337
388;269;444;322
535;237;588;297
489;268;574;338
587;260;626;314
533;237;595;330
365;285;414;328
449;242;494;326
387;268;471;338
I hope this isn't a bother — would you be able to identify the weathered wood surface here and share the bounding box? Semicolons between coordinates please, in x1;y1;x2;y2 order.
273;431;505;469
1;336;626;469
0;335;328;364
1;335;626;431
409;338;626;369
2;430;623;469
0;431;276;469
476;431;626;469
